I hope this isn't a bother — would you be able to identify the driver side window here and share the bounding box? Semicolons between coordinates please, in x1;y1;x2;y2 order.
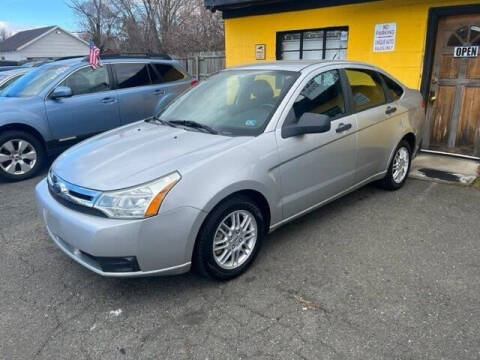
291;70;346;123
59;66;111;96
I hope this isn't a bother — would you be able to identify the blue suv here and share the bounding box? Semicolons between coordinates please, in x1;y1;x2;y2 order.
0;54;195;181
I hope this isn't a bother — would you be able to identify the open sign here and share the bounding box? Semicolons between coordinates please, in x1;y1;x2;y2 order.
454;46;479;58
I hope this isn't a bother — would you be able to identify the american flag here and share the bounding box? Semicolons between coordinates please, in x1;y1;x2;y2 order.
89;39;100;69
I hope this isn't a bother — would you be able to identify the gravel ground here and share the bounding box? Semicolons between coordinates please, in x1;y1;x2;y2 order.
1;170;479;360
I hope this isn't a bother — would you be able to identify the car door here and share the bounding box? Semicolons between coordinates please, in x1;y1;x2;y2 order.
112;62;166;124
45;65;120;141
344;68;403;182
148;62;192;114
275;68;358;219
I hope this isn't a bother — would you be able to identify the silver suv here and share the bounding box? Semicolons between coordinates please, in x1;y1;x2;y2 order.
36;61;425;280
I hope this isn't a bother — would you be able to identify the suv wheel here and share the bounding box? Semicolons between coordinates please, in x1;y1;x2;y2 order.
0;131;45;181
379;140;411;190
193;195;265;280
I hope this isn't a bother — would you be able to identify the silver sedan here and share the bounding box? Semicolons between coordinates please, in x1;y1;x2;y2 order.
36;60;425;280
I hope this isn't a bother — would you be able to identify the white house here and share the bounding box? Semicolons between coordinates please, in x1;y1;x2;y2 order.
0;26;89;61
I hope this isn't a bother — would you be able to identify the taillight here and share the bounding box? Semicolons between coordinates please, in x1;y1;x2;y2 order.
190;79;199;87
421;98;426;109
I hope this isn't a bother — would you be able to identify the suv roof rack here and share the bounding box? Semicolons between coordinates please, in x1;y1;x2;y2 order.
54;55;88;61
99;53;172;60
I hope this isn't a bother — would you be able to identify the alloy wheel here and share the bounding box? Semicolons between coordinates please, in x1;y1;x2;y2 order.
392;146;409;184
0;139;38;176
212;210;258;270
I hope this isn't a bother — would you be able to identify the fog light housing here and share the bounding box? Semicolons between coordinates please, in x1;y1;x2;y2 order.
81;252;140;273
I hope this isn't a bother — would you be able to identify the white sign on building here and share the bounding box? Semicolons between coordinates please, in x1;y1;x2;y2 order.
374;23;397;52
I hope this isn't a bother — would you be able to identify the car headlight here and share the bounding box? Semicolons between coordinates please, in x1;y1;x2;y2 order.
93;172;181;219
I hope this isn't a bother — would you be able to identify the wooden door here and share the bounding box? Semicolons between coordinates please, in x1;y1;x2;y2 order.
424;14;480;157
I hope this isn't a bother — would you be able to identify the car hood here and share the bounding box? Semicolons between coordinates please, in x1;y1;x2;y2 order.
0;96;39;106
53;121;250;191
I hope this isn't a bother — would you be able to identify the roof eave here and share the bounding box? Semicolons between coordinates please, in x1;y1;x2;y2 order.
205;0;379;18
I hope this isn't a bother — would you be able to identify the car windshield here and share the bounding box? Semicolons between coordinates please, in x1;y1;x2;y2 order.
159;70;299;136
1;64;69;97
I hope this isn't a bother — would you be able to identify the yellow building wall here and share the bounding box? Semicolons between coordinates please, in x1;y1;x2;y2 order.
224;0;477;89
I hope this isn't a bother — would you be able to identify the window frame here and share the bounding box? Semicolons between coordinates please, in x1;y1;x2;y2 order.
149;62;188;85
47;64;115;99
280;67;354;131
111;62;154;90
379;73;405;103
0;74;23;90
343;68;389;114
276;26;349;61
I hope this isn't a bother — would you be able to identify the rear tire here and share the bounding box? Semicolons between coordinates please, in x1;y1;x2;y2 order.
0;131;45;182
379;140;411;191
193;195;265;281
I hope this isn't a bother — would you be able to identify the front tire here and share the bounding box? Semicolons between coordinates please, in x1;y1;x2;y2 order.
0;131;45;182
193;195;265;280
379;140;411;190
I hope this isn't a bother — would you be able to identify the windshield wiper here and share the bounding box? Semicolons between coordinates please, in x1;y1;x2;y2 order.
145;117;177;128
169;120;218;135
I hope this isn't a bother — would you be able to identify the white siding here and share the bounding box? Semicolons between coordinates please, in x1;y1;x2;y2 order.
0;51;22;61
18;29;89;59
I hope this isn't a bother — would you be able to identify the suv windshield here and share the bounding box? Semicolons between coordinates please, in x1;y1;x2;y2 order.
1;64;69;97
159;70;299;136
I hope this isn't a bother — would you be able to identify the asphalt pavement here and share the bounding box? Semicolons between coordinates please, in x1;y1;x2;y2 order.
1;169;479;359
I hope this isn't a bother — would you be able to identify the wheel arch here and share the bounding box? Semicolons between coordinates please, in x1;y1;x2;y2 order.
385;132;417;172
0;123;47;150
402;132;416;154
203;187;272;235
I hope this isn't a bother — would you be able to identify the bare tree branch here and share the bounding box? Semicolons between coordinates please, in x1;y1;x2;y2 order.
69;0;224;55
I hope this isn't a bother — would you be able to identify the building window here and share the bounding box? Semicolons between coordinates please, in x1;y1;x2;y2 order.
277;27;348;61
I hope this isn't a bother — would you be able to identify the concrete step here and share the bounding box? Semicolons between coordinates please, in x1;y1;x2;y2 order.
409;152;479;185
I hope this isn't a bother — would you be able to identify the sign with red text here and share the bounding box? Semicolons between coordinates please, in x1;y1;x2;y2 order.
374;23;396;52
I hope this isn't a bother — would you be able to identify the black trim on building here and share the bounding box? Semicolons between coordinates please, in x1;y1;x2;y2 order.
276;26;349;60
421;3;480;100
205;0;379;19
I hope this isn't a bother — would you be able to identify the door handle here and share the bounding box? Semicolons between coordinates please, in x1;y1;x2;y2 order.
336;123;352;133
385;106;397;115
101;97;116;104
154;89;165;95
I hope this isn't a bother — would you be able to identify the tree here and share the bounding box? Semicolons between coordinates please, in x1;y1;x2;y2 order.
68;0;120;50
0;28;11;42
69;0;224;55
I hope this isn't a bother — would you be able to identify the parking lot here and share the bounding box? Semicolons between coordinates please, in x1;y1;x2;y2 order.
1;169;479;360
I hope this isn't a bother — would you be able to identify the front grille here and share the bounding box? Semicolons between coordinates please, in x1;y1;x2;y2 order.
68;189;94;201
48;186;107;217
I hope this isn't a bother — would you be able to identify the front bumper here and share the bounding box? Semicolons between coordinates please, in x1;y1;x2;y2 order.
35;179;207;277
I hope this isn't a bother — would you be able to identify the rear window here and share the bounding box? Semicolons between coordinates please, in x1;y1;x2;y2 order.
149;63;186;84
114;63;151;89
381;74;404;101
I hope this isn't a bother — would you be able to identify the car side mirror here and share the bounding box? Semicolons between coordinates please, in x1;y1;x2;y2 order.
51;86;72;99
281;112;331;138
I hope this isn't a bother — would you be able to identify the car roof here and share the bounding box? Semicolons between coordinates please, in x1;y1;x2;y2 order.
0;67;30;76
226;60;378;73
51;57;180;67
